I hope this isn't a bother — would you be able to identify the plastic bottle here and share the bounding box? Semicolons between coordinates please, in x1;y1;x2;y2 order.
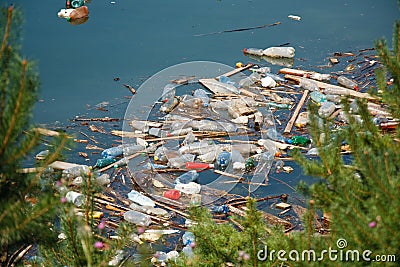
127;190;155;207
168;154;196;169
295;111;309;128
95;157;116;168
163;189;181;200
263;47;295;58
318;101;336;118
179;95;203;109
323;87;349;96
337;75;358;91
95;173;110;185
310;73;331;81
274;160;284;173
160;84;178;113
123;144;145;156
175;170;199;184
65;191;85;207
325;94;341;104
130;120;149;133
239;72;261;88
243;48;264;56
266;128;287;143
123;210;152;226
265;72;286;82
245;157;255;172
299;77;319;91
182;231;195;246
101;146;123;159
193;89;210;107
182;131;196;146
219;75;234;85
113;157;129;168
210;204;229;214
190;193;202;206
35;150;49;160
287;136;311;146
253;151;274;180
186;162;214;170
174;182;201;195
182;245;194;258
62;165;90;179
215;151;231;171
310;91;327;105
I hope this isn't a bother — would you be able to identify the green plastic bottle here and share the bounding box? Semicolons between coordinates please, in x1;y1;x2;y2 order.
95;157;116;168
287;136;311;146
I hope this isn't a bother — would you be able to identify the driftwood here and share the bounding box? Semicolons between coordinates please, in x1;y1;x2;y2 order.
73;117;120;122
216;63;254;79
283;89;309;134
284;74;376;100
227;204;292;229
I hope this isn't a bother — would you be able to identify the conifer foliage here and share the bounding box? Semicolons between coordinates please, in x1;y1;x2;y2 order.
0;5;69;266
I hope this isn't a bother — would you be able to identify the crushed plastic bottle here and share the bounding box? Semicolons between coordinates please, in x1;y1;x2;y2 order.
182;131;196;146
182;245;194;258
253;151;274;183
163;189;181;200
309;73;331;81
295;111;309;128
101;146;123;158
127;190;155;207
245;157;255;172
274;160;284;173
175;170;199;184
193;89;210;107
318;101;336;118
190;193;202;206
239;72;261;88
160;84;178;113
263;46;295;58
62;165;90;179
123;210;152;226
337;75;358;91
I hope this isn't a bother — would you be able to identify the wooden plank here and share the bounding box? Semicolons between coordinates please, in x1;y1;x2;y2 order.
278;68;315;77
216;63;254;79
33;127;61;137
283;89;309;134
284;74;376;100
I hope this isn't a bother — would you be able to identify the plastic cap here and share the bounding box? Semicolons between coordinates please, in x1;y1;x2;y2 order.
242;48;247;53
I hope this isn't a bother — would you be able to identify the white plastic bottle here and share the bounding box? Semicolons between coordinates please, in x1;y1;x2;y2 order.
243;48;264;56
263;47;295;58
123;210;152;226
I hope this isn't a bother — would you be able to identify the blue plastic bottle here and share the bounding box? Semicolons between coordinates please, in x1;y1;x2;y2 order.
175;170;199;184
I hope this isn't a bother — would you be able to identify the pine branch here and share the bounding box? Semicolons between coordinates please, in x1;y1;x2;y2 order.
0;5;12;62
0;59;26;157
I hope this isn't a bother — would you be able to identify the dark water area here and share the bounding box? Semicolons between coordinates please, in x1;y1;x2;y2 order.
5;0;399;224
7;0;398;124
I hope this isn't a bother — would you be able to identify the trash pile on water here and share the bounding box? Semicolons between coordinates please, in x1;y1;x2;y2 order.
31;46;394;265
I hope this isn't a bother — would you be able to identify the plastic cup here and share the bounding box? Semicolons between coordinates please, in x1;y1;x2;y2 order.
163;189;181;200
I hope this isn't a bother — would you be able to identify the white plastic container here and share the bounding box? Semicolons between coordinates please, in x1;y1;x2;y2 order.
174;182;201;195
65;191;85;207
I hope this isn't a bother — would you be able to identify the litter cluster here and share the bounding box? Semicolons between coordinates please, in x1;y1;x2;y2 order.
32;46;394;265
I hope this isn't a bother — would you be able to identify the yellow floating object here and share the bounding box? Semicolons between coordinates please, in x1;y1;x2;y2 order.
235;62;244;68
